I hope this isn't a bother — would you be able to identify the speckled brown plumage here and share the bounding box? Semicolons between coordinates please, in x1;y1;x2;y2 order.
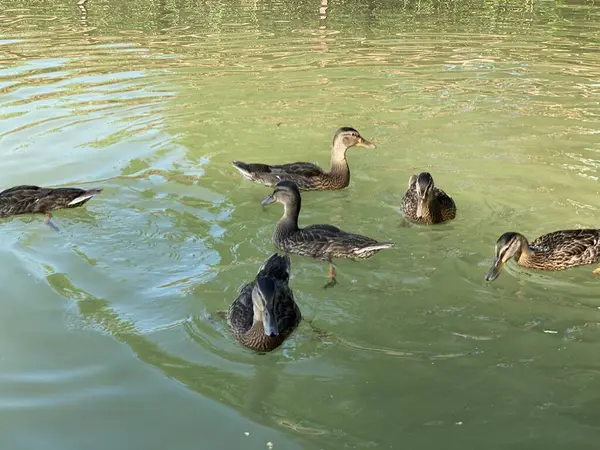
485;229;600;281
227;254;301;352
0;185;102;218
401;172;456;225
231;127;376;191
261;181;394;262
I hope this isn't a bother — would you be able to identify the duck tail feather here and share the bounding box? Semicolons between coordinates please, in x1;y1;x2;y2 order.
67;188;103;206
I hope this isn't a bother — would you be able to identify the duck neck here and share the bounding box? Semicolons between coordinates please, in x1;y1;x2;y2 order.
275;195;301;237
516;236;536;266
329;141;350;182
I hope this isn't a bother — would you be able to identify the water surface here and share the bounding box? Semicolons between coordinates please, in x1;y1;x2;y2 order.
1;1;600;449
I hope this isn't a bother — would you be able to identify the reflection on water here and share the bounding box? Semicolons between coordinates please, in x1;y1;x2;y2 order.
1;0;600;449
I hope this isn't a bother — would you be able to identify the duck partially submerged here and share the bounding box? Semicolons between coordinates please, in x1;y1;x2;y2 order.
232;127;376;191
227;253;301;352
401;172;456;225
0;185;103;230
485;229;600;281
261;180;393;287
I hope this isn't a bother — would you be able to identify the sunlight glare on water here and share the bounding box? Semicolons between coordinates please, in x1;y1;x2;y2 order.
1;0;600;449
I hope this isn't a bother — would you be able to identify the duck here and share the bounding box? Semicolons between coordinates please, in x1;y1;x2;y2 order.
261;180;393;287
485;229;600;281
227;253;301;352
400;172;456;225
0;185;103;230
232;127;376;191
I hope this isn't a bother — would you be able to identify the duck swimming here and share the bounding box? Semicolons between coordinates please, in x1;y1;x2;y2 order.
485;229;600;281
401;172;456;225
0;185;103;230
261;180;393;287
232;127;376;191
227;253;301;352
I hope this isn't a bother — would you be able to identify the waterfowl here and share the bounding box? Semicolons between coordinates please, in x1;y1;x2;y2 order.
232;127;376;191
227;253;301;352
401;172;456;225
261;180;393;287
0;185;102;230
485;229;600;281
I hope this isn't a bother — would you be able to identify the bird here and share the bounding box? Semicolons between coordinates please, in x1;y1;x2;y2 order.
400;172;456;225
231;127;376;190
0;185;103;230
261;180;393;287
227;253;301;352
485;229;600;281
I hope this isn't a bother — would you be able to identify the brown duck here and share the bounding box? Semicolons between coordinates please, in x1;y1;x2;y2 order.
400;172;456;225
231;127;375;190
261;180;393;287
0;185;102;230
486;229;600;281
227;253;301;352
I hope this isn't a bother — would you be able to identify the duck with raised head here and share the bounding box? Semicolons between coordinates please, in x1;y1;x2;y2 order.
261;180;393;287
0;185;103;230
227;253;301;352
485;229;600;281
232;127;376;191
401;172;456;225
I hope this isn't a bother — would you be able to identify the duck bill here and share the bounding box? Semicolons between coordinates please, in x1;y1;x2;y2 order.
262;310;279;337
261;194;275;206
416;197;426;218
357;137;376;149
485;258;504;282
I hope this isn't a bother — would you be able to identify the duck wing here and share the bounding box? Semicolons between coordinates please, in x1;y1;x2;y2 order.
273;281;301;335
0;187;102;218
532;229;600;262
269;162;324;178
232;160;325;189
285;225;388;260
228;282;254;335
433;187;457;220
0;185;44;196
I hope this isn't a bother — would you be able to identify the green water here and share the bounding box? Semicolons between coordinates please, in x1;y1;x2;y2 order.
1;0;600;448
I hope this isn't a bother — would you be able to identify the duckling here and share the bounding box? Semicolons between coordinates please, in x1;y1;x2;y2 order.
261;180;393;287
232;127;375;191
0;185;103;230
485;229;600;281
227;253;301;352
401;172;456;225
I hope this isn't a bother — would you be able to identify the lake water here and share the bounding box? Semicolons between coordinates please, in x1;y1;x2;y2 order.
1;1;600;449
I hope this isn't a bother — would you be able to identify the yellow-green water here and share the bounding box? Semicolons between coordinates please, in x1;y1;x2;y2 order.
1;1;600;448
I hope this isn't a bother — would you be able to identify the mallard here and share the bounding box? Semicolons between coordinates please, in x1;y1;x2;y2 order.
261;180;393;287
227;253;301;352
485;229;600;281
400;172;456;225
0;185;103;230
232;127;375;191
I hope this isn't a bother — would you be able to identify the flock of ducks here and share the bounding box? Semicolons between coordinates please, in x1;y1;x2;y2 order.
3;126;600;352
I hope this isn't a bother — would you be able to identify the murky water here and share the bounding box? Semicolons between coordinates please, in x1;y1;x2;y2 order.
1;0;600;448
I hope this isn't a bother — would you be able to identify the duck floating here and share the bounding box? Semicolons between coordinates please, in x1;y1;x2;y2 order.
0;185;103;230
261;180;393;287
486;229;600;281
227;253;301;352
401;172;456;225
232;127;375;191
